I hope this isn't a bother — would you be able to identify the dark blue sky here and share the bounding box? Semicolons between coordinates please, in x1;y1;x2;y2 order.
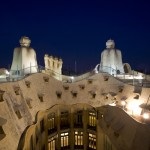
0;0;150;74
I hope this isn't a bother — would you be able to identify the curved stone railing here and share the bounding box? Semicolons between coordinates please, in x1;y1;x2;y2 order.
0;65;96;83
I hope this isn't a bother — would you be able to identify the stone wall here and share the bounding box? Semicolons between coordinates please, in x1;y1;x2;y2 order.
0;72;149;149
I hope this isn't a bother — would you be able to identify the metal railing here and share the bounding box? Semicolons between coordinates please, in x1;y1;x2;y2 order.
0;65;149;87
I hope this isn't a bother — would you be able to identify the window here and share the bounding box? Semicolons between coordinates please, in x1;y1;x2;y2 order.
88;79;93;84
74;131;83;149
74;111;83;128
61;132;69;149
60;111;69;129
71;91;78;98
48;137;56;150
48;113;56;134
0;91;4;102
104;75;109;81
0;126;5;140
0;94;3;102
88;112;96;130
118;86;123;92
0;126;4;134
25;80;31;88
43;76;49;82
89;91;96;99
63;84;69;90
88;133;96;149
92;93;96;99
26;98;32;109
14;88;20;95
79;84;85;90
56;91;62;99
38;94;44;102
134;94;139;99
15;110;22;119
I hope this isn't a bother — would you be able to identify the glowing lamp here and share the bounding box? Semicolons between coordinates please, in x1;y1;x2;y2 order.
5;70;10;75
71;76;74;80
127;100;142;116
121;101;126;106
143;113;149;119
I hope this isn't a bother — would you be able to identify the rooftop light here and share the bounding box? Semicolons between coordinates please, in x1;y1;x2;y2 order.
5;70;10;75
70;76;74;80
121;101;126;106
143;113;149;119
127;100;142;116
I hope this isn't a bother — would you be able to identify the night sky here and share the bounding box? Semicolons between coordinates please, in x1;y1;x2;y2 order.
0;0;150;74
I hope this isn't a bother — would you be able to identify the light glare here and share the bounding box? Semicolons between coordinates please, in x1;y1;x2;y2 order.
121;101;126;106
127;100;142;116
143;113;149;119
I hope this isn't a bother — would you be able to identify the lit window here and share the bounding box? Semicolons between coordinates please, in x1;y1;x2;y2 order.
88;112;96;130
88;133;96;149
61;132;69;148
48;137;56;150
48;113;56;134
74;131;83;149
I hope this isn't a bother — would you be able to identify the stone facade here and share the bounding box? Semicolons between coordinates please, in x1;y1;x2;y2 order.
0;72;149;150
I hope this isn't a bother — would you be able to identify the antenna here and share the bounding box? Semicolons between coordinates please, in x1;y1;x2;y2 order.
75;60;77;74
